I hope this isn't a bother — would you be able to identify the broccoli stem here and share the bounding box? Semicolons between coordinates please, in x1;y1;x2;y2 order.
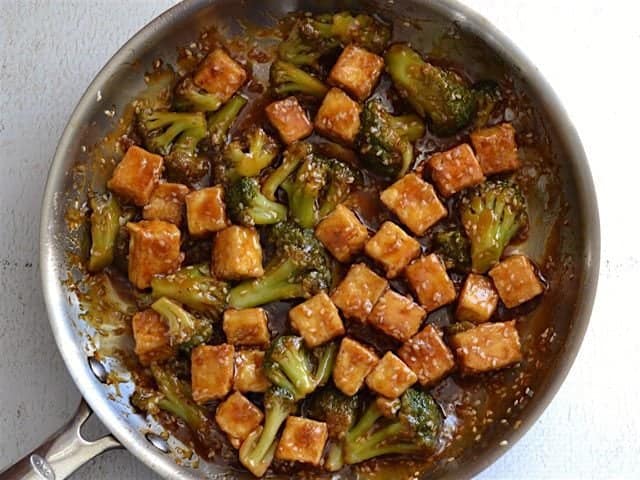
247;195;288;224
277;350;316;396
325;442;345;472
346;402;383;444
262;143;311;200
151;297;196;346
346;441;421;464
228;259;305;308
88;194;121;272
313;342;338;386
270;60;329;99
392;114;426;142
208;94;248;146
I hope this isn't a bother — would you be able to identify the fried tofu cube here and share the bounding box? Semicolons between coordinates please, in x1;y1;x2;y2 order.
368;290;426;342
132;309;173;366
333;337;379;396
107;145;163;206
185;186;228;237
365;221;421;278
193;49;247;103
328;45;384;100
314;88;361;144
143;183;190;225
276;416;328;466
380;173;447;236
366;352;417;398
212;226;264;280
127;220;183;289
470;123;520;175
191;344;235;404
265;96;313;144
456;274;499;323
289;292;345;348
428;144;485;197
223;308;270;347
315;204;369;262
331;263;388;321
398;324;455;386
450;320;522;374
215;392;264;449
489;255;544;308
405;254;456;312
234;349;270;393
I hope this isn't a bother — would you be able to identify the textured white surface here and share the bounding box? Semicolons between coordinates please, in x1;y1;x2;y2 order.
0;0;639;478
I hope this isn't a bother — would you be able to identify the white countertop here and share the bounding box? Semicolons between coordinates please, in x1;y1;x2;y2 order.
1;0;639;478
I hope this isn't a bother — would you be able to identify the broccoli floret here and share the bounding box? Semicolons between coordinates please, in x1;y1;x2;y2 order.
88;194;121;272
228;221;332;308
432;227;471;272
239;386;297;477
151;297;213;351
319;158;359;217
226;177;288;226
357;99;425;179
174;76;223;112
282;155;329;228
385;43;477;136
208;94;248;147
473;80;503;129
150;264;228;319
264;336;338;400
460;180;528;273
223;127;279;181
343;388;443;465
136;66;176;111
262;142;314;201
270;60;329;99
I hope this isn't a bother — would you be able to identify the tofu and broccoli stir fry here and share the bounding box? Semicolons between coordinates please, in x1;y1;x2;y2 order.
81;10;549;478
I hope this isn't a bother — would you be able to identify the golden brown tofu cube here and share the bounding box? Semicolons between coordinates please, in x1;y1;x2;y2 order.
314;88;361;144
223;308;270;347
234;349;270;393
380;173;447;236
107;145;163;206
365;221;421;278
333;337;379;396
289;292;345;348
315;204;369;262
185;186;228;237
328;45;384;100
127;220;183;289
470;123;520;175
276;416;328;466
215;392;264;449
456;274;499;323
265;97;313;144
191;344;235;404
405;254;456;312
450;320;522;374
132;309;173;366
368;290;426;342
193;49;247;103
366;351;417;398
212;226;264;280
489;255;544;308
398;324;455;386
143;183;190;225
428;144;485;197
331;263;388;321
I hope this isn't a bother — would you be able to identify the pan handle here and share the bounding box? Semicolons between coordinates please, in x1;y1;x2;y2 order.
0;399;122;480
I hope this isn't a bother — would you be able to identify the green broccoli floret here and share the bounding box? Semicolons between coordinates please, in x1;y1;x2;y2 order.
460;180;528;273
228;221;332;308
136;66;176;111
357;99;425;179
343;388;443;465
226;177;288;226
208;94;248;147
150;264;228;319
88;194;121;272
264;336;337;400
319;158;359;217
270;60;329;99
239;386;297;477
473;80;503;129
385;43;477;136
223;127;279;181
137;110;209;183
174;77;223;112
282;155;329;228
432;227;471;272
262;142;313;201
150;297;212;351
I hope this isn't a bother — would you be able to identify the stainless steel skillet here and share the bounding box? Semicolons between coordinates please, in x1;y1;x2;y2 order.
0;0;599;478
